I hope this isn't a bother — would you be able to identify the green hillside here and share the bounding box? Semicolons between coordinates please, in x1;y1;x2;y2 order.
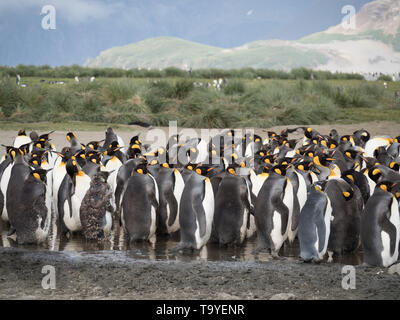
85;37;328;70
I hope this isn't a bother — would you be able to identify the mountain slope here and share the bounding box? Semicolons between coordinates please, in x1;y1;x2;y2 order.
85;0;400;73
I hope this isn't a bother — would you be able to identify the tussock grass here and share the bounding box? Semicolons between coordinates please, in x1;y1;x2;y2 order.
0;77;399;128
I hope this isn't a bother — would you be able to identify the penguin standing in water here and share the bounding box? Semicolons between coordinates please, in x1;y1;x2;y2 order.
298;183;333;262
80;171;114;240
57;159;91;235
121;163;159;244
213;166;251;246
176;166;214;250
254;165;294;257
5;145;31;225
9;169;52;244
0;146;18;224
151;163;185;236
362;182;400;267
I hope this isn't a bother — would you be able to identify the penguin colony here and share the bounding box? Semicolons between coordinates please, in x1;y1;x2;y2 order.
1;127;400;268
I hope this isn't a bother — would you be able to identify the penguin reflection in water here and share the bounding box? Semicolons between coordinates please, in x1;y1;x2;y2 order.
80;171;114;240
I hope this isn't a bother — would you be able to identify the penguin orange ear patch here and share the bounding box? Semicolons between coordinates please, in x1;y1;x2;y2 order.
137;168;144;174
274;168;282;175
372;168;381;176
162;163;169;168
342;191;351;198
380;184;388;191
346;175;354;182
195;168;202;175
298;165;304;171
33;173;41;181
228;168;236;175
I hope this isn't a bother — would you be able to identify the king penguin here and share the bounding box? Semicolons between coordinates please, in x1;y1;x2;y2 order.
362;181;400;267
120;163;159;244
176;167;214;250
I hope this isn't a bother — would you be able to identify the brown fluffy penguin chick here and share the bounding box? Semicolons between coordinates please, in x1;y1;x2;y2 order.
80;172;114;240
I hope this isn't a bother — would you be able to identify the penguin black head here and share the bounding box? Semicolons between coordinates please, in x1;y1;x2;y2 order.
88;152;102;165
103;141;121;156
29;151;46;167
4;146;20;160
376;181;394;193
313;153;335;168
195;165;212;176
340;135;354;146
369;166;383;183
304;127;316;139
389;161;400;172
17;129;26;136
341;170;357;185
267;131;277;139
353;129;370;146
134;163;148;175
129;135;141;146
86;140;104;151
341;187;354;201
253;135;262;144
271;164;288;176
31;169;50;184
294;161;309;172
225;163;240;176
127;143;142;159
39;130;54;142
329;129;339;142
66;132;77;142
66;159;80;177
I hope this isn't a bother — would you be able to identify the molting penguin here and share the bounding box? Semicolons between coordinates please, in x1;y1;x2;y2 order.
176;166;214;250
254;165;294;256
362;182;400;267
80;171;114;240
120;163;159;244
9;169;52;244
298;183;333;262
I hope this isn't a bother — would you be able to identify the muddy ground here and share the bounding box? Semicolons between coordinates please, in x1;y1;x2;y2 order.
1;121;400;300
0;246;399;300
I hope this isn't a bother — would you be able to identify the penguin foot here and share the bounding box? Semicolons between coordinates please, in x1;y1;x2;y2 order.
327;251;334;263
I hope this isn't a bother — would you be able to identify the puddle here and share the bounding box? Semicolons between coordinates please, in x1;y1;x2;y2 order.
0;217;363;265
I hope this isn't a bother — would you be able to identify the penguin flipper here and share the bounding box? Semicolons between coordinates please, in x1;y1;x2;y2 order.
7;226;16;236
194;199;207;239
272;199;289;236
381;208;398;257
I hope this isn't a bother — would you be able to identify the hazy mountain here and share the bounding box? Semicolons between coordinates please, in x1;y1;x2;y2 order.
85;0;400;73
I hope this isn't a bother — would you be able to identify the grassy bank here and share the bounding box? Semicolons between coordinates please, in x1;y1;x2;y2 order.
1;77;400;128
